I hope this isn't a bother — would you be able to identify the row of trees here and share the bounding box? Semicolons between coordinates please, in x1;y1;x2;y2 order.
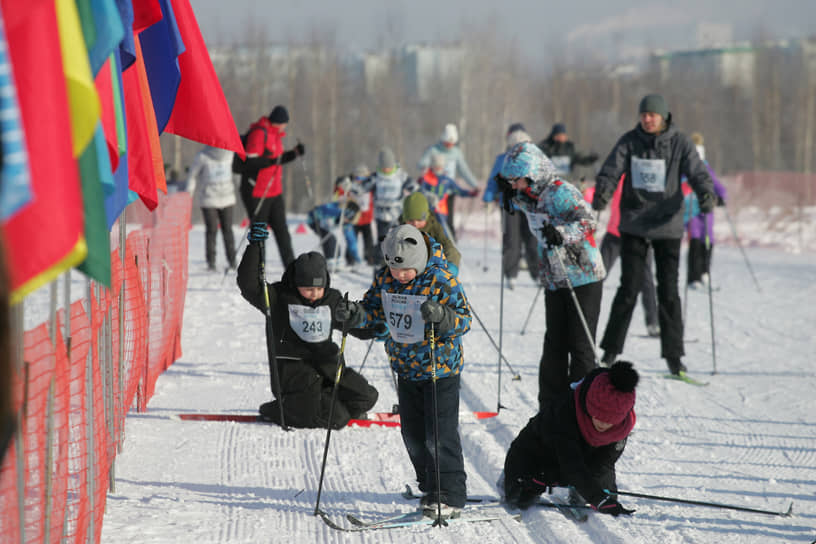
161;28;816;215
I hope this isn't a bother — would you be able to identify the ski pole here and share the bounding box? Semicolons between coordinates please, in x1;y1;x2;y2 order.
428;323;447;528
552;247;599;367
722;205;761;292
258;237;287;430
357;339;375;374
222;152;284;286
519;285;543;335
314;293;351;516
468;303;521;380
481;205;489;272
610;489;794;517
496;250;506;412
296;139;316;206
705;215;717;375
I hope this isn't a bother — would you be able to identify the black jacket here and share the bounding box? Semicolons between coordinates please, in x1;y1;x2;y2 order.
236;243;375;361
592;116;714;239
504;370;627;506
537;138;598;173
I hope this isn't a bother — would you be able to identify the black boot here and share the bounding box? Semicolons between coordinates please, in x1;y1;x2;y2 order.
666;357;687;376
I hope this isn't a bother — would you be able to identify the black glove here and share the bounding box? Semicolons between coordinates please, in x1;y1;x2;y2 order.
539;223;564;248
335;300;364;328
505;477;552;510
586;152;599;163
248;222;270;243
294;141;305;157
716;194;725;207
591;194;607;212
594;495;635;517
698;191;716;213
420;300;455;333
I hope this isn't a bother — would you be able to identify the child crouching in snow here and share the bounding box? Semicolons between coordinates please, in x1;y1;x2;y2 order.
335;224;472;518
237;224;378;429
503;361;639;517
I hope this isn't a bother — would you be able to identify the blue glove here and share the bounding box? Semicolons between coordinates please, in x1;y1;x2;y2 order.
248;222;270;243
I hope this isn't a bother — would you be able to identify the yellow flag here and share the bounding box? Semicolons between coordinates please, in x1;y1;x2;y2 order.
55;0;101;156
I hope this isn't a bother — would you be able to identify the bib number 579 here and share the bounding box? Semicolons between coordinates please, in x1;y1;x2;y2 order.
388;311;412;330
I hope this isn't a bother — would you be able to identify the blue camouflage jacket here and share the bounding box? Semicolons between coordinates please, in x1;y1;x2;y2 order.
357;233;471;381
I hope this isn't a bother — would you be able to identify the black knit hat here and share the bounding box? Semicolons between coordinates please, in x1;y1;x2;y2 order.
292;252;327;288
550;123;567;137
506;122;526;136
268;105;289;124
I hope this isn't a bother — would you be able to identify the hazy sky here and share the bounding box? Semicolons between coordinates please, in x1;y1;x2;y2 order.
191;0;815;63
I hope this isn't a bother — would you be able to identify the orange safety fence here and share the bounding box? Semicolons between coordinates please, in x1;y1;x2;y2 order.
0;192;191;543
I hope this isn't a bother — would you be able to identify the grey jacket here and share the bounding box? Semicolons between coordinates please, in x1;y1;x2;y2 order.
593;118;714;239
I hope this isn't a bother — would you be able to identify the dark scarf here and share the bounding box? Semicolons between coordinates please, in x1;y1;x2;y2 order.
573;387;636;447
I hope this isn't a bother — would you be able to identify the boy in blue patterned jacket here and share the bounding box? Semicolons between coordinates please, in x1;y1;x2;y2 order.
336;224;472;518
497;141;606;410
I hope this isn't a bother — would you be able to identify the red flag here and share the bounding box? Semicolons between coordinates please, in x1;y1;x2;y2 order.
122;36;166;209
95;59;120;171
1;0;86;302
163;0;244;157
132;0;162;32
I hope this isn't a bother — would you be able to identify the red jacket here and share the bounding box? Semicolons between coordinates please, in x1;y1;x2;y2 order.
245;117;285;198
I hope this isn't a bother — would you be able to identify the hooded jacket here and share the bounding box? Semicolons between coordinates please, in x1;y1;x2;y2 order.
501;142;605;291
593;117;715;239
357;232;471;381
236;244;375;361
417;142;478;189
186;146;237;209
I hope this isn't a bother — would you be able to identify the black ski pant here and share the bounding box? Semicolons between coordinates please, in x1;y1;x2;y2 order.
398;374;467;508
539;281;602;408
600;234;684;360
373;219;396;266
201;206;237;269
600;233;658;327
354;223;375;265
686;237;712;284
240;179;295;267
262;353;378;429
504;414;621;507
503;210;540;281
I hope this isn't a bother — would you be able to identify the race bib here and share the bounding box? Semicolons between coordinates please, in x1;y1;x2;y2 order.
288;305;332;343
523;210;551;246
550;155;571;176
209;161;232;180
631;157;667;193
381;291;426;343
375;178;402;201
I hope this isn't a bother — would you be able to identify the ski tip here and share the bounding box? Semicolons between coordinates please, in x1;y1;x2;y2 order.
782;502;794;517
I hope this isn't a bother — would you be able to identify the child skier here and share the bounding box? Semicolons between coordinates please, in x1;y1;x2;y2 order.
414;152;478;233
503;361;639;517
400;192;461;276
497;141;606;409
237;226;378;429
335;224;472;517
368;147;413;264
305;178;362;271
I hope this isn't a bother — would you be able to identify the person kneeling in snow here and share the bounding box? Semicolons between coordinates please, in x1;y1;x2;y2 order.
503;361;639;517
237;225;378;429
335;224;472;519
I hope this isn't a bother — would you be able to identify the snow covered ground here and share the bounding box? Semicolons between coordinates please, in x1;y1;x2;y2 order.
100;216;816;543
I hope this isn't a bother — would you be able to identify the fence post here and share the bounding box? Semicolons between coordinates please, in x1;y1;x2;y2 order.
44;279;59;544
12;302;25;544
85;279;95;544
117;210;126;452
